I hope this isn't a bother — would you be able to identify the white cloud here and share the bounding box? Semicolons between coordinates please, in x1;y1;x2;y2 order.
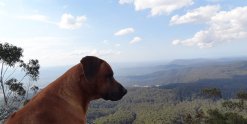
119;0;133;4
17;13;86;30
18;14;49;23
58;13;87;30
129;36;142;44
119;0;194;16
70;49;121;57
170;5;220;25
173;6;247;48
206;0;222;3
1;37;71;66
114;27;135;36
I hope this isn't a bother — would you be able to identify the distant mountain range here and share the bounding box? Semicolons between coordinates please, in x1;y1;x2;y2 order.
118;57;247;87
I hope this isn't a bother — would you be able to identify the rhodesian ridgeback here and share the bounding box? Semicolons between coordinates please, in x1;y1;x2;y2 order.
5;56;127;124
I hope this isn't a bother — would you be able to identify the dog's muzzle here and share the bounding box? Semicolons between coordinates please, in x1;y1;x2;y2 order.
103;84;127;101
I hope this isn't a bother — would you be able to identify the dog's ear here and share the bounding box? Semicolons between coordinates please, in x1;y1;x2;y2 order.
80;56;103;81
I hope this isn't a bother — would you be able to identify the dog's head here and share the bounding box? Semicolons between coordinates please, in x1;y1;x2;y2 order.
80;56;127;101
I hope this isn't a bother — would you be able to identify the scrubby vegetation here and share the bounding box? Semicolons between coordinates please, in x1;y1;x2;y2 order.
87;87;247;124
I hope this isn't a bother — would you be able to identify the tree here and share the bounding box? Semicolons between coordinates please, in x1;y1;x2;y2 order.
0;42;40;120
236;91;247;100
235;91;247;110
205;109;247;124
222;101;238;110
201;88;222;101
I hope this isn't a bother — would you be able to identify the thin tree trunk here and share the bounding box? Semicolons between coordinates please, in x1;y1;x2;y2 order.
0;62;8;105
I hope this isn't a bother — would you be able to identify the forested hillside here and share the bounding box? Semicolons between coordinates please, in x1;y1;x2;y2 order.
87;87;247;124
162;75;247;100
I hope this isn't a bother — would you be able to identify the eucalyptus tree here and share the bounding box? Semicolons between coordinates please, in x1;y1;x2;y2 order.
0;42;40;120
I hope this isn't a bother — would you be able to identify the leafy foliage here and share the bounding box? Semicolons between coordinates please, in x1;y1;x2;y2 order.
237;91;247;100
222;101;241;110
0;42;40;121
5;78;26;96
20;59;40;81
206;109;247;124
0;42;23;66
95;110;136;124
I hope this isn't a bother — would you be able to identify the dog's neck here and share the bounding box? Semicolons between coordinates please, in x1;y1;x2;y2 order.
49;64;91;120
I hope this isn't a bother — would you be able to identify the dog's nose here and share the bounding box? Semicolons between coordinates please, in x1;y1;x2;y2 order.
122;88;127;95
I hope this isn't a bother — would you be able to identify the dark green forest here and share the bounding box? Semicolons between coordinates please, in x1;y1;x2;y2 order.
87;87;247;124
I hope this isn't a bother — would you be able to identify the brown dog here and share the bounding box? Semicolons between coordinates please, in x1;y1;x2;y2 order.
5;56;127;124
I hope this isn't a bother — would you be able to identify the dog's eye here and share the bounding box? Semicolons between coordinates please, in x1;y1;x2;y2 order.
106;75;113;78
106;73;113;78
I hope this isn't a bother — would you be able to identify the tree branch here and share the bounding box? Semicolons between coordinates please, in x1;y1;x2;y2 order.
25;80;31;100
0;62;8;105
4;68;17;83
2;65;9;78
19;74;28;84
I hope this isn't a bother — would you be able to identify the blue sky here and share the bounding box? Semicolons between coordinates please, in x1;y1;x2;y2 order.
0;0;247;67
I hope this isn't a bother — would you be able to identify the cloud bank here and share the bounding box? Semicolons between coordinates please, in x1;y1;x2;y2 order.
58;13;87;30
114;27;135;36
130;36;142;44
119;0;194;16
172;6;247;48
18;14;49;23
18;13;87;30
170;5;220;25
